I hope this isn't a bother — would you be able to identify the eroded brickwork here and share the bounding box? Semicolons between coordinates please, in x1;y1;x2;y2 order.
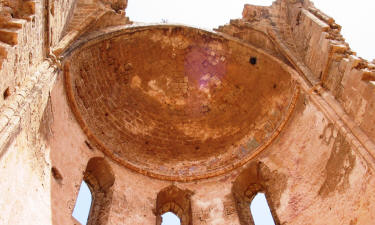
64;25;297;181
0;0;45;109
1;0;375;225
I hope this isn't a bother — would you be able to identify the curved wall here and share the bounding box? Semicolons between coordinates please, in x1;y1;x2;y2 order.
64;25;298;181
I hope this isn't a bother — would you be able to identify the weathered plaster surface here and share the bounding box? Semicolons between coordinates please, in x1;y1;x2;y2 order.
46;73;375;224
1;0;375;224
0;62;57;225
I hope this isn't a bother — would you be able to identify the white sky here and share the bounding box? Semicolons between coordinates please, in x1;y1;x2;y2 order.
250;193;276;225
161;212;181;225
72;181;92;224
127;0;375;61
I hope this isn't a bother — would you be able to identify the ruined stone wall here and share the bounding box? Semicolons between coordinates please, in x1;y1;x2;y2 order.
49;0;78;46
0;0;70;224
0;0;46;109
1;0;375;224
0;61;58;224
217;0;375;168
269;0;375;143
261;93;375;225
48;74;242;225
0;0;129;224
47;70;375;224
215;1;375;223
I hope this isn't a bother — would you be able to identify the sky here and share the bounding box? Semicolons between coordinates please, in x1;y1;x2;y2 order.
251;193;276;225
72;181;92;224
127;0;375;61
72;1;375;224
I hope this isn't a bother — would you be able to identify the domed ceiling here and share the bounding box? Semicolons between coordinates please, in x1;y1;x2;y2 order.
64;25;298;181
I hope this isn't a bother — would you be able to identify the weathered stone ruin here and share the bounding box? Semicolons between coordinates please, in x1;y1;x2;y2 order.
1;0;375;224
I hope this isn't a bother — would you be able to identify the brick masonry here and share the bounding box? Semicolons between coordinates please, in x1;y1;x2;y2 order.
1;0;375;224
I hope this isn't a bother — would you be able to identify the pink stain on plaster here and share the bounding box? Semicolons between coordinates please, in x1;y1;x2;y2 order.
184;45;226;105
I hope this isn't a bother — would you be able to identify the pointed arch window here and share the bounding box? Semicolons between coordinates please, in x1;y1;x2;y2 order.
232;162;281;225
156;185;193;225
72;157;115;225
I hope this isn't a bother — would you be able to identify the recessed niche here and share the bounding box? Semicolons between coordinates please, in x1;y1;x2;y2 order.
51;166;63;181
3;87;10;100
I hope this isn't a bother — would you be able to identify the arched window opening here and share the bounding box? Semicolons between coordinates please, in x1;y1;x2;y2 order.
72;157;115;225
232;162;282;225
250;193;276;225
156;185;193;225
72;181;92;224
161;212;181;225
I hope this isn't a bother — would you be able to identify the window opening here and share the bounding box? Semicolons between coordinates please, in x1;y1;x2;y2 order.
161;212;181;225
72;181;92;225
250;193;276;225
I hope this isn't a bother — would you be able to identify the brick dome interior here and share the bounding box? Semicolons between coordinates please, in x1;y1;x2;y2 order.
65;26;297;180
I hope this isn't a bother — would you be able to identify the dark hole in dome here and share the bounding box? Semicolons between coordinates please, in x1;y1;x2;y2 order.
273;84;277;89
249;57;257;65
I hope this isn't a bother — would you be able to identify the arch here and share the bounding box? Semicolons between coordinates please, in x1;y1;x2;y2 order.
155;185;193;225
80;157;115;225
232;162;283;225
63;24;299;182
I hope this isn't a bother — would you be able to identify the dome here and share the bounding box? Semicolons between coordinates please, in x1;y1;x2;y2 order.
64;25;298;181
